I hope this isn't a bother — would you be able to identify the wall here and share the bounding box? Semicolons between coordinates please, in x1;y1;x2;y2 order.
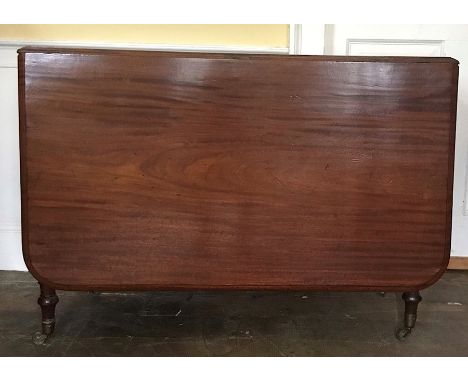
3;24;466;272
0;24;290;271
0;24;289;48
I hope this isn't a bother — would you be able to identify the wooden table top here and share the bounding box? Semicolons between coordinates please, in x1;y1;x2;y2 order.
18;48;459;291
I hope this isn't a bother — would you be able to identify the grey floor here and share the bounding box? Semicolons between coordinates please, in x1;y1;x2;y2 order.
1;270;468;356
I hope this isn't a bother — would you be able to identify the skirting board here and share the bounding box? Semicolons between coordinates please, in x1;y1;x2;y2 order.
448;257;468;270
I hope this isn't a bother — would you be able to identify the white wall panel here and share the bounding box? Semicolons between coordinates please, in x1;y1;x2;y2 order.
346;39;444;56
0;47;25;270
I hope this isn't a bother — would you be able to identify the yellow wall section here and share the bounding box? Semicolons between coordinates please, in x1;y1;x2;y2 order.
0;25;289;48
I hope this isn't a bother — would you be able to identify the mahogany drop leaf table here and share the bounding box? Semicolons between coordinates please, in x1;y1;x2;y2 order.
18;48;459;343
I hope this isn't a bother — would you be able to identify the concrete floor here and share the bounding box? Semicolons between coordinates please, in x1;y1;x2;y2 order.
1;270;467;356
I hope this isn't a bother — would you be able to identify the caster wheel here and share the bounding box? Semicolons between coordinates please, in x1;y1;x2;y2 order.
378;292;386;297
32;331;48;345
396;327;412;341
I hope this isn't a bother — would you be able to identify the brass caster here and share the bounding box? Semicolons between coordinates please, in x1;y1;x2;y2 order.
396;327;412;341
32;331;49;345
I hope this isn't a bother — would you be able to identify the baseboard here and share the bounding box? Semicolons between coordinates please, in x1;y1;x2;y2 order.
448;256;468;270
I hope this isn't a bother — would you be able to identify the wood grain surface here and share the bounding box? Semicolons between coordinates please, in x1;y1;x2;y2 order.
18;48;459;291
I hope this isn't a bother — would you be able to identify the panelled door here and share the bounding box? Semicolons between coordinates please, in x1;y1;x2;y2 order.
311;25;468;265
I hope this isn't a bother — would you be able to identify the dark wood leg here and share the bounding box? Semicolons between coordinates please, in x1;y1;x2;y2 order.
32;283;59;345
396;291;422;341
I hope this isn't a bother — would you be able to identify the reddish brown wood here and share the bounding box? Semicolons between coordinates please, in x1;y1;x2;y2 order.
18;47;459;292
32;283;58;344
37;283;58;334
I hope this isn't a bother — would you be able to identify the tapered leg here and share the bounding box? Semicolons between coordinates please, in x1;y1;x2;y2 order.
32;283;59;345
396;291;422;341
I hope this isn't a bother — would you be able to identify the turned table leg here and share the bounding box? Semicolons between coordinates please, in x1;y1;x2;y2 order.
32;283;59;345
396;291;422;341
